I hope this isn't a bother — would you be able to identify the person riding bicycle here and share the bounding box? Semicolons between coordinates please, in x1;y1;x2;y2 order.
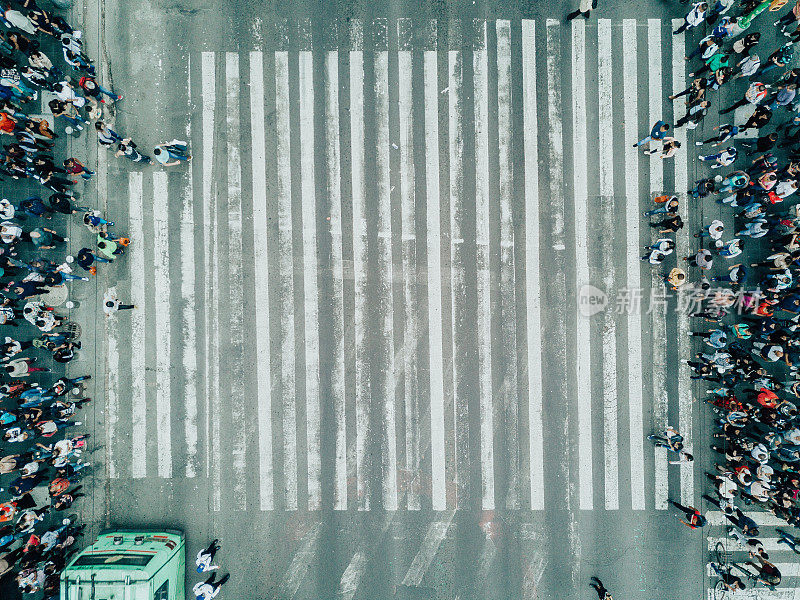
746;555;781;588
711;562;746;591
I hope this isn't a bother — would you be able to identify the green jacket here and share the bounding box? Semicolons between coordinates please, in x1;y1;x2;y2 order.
706;53;730;72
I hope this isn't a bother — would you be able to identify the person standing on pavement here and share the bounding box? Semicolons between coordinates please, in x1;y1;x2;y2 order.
565;0;597;20
660;137;682;158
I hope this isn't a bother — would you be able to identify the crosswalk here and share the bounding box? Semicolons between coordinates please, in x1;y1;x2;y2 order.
103;18;696;512
706;511;800;599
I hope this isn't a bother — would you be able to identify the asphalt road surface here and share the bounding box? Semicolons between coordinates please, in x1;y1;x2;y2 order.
49;0;799;598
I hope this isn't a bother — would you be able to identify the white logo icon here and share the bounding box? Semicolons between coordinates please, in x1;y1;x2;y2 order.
578;284;608;317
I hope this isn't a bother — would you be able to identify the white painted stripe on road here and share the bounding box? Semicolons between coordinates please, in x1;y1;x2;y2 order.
523;19;544;511
708;537;800;553
706;563;800;578
128;172;147;480
598;18;618;511
201;51;221;510
337;514;395;600
326;51;347;511
707;511;790;527
226;52;246;508
299;50;322;511
598;19;613;196
338;552;369;600
281;522;322;598
707;588;800;600
648;20;668;511
671;21;694;508
497;19;519;511
622;19;645;511
475;41;494;512
250;50;274;511
398;49;419;511
276;50;298;510
449;49;465;509
153;171;172;479
571;19;592;511
106;290;119;479
181;144;198;479
651;282;669;512
375;50;398;511
546;20;565;249
351;50;370;511
706;589;800;600
425;50;446;512
648;19;663;191
182;54;198;480
402;510;455;586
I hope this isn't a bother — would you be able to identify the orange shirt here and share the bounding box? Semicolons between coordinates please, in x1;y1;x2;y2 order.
0;112;14;133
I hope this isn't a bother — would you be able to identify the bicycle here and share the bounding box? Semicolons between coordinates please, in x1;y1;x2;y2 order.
730;562;778;592
712;541;733;600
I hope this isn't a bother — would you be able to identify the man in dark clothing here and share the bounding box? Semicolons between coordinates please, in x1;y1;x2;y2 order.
650;214;684;233
742;131;779;155
8;280;49;300
726;507;760;536
740;105;773;133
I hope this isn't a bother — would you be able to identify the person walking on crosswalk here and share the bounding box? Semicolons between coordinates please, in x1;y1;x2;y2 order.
668;499;707;529
565;0;596;20
633;120;670;154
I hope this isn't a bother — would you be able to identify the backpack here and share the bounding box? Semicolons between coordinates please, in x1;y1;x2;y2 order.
48;477;69;497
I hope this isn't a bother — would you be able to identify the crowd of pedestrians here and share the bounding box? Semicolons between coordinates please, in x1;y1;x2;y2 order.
0;0;156;596
634;0;800;594
0;0;203;593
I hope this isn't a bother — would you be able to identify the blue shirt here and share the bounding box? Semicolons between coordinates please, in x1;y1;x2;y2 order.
650;120;667;140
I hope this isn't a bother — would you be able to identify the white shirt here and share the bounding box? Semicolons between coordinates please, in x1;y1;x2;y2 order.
54;83;85;108
0;200;14;220
718;149;737;165
0;222;21;244
687;4;707;26
193;583;220;600
752;443;769;463
102;290;119;316
718;477;737;499
738;55;760;76
696;249;714;270
776;180;798;198
707;219;724;239
195;550;219;572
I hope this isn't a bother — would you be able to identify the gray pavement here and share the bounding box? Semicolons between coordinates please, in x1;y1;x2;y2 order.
48;0;800;599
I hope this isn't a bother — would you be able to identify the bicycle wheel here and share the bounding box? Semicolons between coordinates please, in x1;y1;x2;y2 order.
714;579;728;600
714;541;731;566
